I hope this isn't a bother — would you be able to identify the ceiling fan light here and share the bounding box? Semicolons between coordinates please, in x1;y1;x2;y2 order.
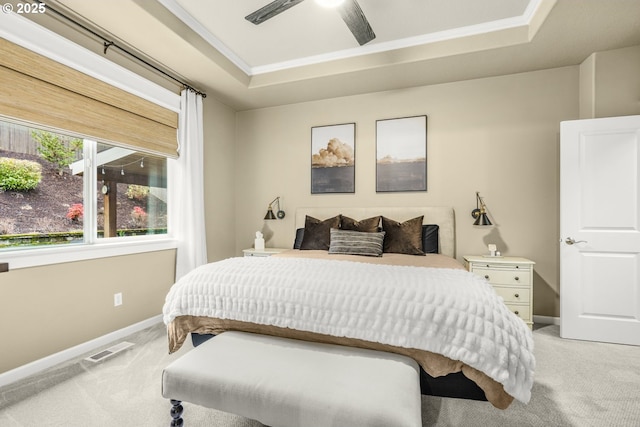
315;0;345;8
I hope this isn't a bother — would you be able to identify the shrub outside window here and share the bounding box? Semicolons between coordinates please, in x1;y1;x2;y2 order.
0;118;168;251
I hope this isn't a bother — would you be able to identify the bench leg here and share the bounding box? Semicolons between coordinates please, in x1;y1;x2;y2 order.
170;399;184;427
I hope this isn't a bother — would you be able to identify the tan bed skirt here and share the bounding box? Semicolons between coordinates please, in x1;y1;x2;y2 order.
167;315;514;409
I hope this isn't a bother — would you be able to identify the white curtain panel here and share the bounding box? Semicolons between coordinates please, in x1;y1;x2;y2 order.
170;89;207;281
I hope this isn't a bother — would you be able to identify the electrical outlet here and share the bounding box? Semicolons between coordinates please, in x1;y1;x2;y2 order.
114;292;123;307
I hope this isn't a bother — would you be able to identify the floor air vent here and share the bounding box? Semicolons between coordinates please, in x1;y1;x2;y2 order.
85;341;134;363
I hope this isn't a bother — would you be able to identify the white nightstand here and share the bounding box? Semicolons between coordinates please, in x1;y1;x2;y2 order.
242;248;289;257
463;255;535;329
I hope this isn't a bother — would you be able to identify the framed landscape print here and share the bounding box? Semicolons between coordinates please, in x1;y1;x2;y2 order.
311;123;355;194
376;115;427;192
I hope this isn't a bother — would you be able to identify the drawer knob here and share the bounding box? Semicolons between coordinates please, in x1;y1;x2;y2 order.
484;275;490;280
514;311;520;315
514;276;520;281
514;293;520;298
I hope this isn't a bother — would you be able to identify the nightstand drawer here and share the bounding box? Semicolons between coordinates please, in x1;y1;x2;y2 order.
244;252;271;257
493;286;531;304
242;248;288;257
472;268;530;286
464;255;535;329
505;304;531;321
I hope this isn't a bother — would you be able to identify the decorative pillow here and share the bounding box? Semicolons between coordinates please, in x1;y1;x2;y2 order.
340;215;381;232
293;228;305;249
299;215;341;250
422;224;440;254
328;228;385;257
381;216;425;255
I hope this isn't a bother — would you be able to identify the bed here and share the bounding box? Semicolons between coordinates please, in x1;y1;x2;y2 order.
163;207;535;410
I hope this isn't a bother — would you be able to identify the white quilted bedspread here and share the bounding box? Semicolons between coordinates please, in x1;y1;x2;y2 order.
163;256;535;403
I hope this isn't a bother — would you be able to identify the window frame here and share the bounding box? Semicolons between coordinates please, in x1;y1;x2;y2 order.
0;12;180;270
1;236;177;270
0;135;177;270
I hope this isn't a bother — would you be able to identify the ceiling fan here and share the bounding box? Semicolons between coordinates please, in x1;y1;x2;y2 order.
245;0;376;46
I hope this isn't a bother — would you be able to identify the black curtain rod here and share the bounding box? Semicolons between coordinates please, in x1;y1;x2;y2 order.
36;0;206;98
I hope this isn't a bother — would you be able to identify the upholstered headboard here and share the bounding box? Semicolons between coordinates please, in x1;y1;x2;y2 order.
295;207;456;258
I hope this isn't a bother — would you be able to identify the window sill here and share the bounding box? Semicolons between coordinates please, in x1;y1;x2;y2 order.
0;237;178;270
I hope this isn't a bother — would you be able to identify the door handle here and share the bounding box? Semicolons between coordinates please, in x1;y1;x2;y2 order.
565;237;587;245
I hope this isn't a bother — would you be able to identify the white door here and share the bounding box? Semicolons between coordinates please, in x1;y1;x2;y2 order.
560;115;640;346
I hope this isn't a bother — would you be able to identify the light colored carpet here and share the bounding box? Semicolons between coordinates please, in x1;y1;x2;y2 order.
1;323;638;426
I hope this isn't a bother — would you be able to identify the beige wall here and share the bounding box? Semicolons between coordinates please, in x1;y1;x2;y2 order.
202;97;238;262
235;66;580;318
580;45;640;119
0;250;176;373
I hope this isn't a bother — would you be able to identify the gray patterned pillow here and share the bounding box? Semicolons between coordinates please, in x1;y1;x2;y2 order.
328;228;385;257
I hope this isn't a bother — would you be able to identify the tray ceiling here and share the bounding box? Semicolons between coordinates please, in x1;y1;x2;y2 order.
47;0;640;110
161;0;533;74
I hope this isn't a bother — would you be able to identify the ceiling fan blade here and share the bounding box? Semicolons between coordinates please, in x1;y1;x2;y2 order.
337;0;376;45
245;0;306;25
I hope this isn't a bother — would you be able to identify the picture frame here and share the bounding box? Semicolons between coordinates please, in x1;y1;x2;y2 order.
376;115;427;192
311;123;355;194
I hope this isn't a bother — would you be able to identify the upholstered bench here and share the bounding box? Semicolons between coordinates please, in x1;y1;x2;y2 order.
162;331;422;427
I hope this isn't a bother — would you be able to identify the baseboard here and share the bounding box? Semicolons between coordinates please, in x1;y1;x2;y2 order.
0;314;163;388
533;315;560;325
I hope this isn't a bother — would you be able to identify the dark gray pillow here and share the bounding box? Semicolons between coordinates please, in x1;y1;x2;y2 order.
299;215;341;250
293;228;305;249
422;224;439;254
381;216;425;255
328;228;385;257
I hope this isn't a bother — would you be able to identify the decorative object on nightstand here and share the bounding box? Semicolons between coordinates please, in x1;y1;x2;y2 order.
254;231;265;251
471;192;492;226
264;196;286;220
486;243;500;257
464;255;535;329
243;248;289;257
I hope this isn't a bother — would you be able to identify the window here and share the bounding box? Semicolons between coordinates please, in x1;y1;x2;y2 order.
94;142;167;240
1;15;180;268
0;118;168;251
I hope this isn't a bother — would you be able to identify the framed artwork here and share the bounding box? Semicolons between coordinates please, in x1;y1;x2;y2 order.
311;123;355;194
376;115;427;192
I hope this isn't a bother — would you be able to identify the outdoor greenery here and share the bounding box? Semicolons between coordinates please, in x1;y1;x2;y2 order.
0;227;169;248
0;157;42;191
1;123;168;248
130;206;148;228
66;203;84;221
126;184;150;200
32;130;83;174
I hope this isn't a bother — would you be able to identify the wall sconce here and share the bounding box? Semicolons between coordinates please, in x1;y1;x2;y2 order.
264;196;286;220
471;192;492;226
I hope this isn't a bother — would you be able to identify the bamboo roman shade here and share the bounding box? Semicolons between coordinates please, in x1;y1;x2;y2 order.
0;38;179;157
